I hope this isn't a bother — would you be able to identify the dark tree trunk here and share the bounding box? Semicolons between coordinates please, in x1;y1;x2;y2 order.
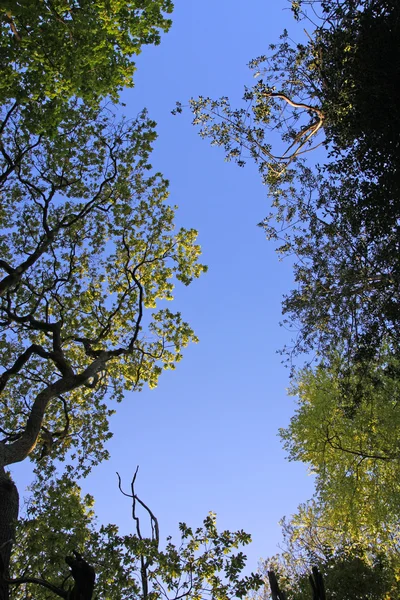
0;469;19;600
65;552;95;600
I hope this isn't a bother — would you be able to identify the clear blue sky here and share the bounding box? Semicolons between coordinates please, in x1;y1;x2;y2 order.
12;0;316;573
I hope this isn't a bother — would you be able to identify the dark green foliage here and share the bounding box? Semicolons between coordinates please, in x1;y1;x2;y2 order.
188;0;400;365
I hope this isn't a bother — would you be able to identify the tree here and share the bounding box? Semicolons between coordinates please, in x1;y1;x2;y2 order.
262;539;395;600
0;1;173;117
280;351;400;554
290;0;400;173
6;471;263;600
0;1;175;204
255;503;399;600
0;98;206;598
184;0;400;364
181;7;400;596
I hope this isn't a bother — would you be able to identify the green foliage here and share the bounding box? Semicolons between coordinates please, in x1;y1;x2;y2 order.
281;352;400;550
182;3;400;596
186;1;400;364
11;476;263;600
13;475;144;598
0;0;173;111
0;2;227;598
253;503;399;600
261;543;397;600
0;100;206;477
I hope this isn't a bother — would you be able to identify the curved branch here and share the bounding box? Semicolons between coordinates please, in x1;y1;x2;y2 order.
2;354;109;466
0;232;55;296
0;344;51;394
6;551;95;600
257;92;325;175
326;430;396;462
266;92;324;119
6;575;67;598
117;468;159;600
2;13;22;41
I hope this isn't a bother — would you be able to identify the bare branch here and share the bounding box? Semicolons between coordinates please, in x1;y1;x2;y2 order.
117;468;160;600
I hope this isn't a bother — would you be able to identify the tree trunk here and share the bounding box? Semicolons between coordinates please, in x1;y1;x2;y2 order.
65;552;95;600
0;468;19;600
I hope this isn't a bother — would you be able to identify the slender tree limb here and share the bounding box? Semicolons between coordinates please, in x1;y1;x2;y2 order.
117;468;160;600
326;433;396;462
0;344;51;394
0;102;18;137
3;13;22;41
5;575;67;598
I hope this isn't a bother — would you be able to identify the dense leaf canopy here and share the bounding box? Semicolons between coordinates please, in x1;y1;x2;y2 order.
0;101;205;478
281;352;400;553
0;0;173;108
187;0;400;364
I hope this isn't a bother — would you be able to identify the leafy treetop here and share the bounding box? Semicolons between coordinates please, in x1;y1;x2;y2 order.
0;0;173;112
10;473;263;600
184;0;400;364
0;100;206;479
281;351;400;550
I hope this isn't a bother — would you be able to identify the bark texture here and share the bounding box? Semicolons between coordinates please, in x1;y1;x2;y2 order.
65;552;95;600
0;468;19;600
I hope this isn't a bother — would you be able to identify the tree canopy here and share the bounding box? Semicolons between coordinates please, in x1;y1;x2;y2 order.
185;1;400;594
0;0;174;140
186;0;400;365
0;3;214;596
0;95;207;596
0;0;173;107
281;352;400;552
8;472;262;600
2;0;400;597
0;100;205;478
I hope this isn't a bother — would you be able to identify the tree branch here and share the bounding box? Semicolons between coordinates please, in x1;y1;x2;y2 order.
0;344;51;394
5;575;67;598
3;13;22;41
2;354;110;466
117;468;160;600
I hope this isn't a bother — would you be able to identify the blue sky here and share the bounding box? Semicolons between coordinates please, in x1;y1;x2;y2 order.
12;0;316;574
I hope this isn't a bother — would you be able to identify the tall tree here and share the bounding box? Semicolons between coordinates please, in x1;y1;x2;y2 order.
0;100;206;598
256;505;398;600
7;472;263;599
0;1;219;597
280;351;400;553
0;1;173;118
184;0;400;364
